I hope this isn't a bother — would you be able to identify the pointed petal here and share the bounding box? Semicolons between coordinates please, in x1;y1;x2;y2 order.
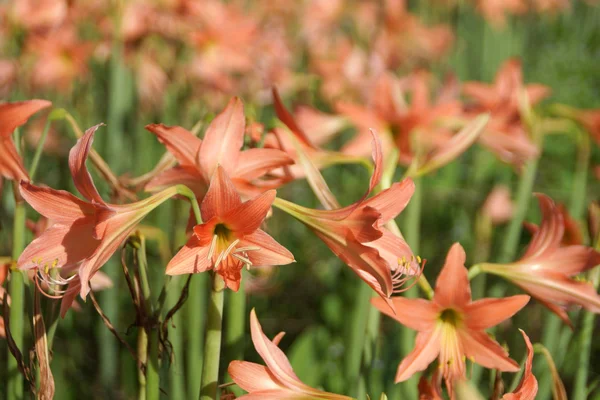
199;97;245;180
0;99;52;138
462;83;497;108
272;88;316;149
18;224;100;271
145;124;202;167
367;230;419;275
295;105;347;145
335;102;386;133
144;166;206;196
464;295;530;330
536;246;600;276
461;330;519;372
433;243;471;308
0;139;29;181
362;179;415;225
166;235;212;275
395;330;441;382
522;194;563;259
249;309;309;392
201;166;242;221
233;148;294;180
371;296;437;331
69;124;106;204
225;190;276;235
241;230;295;266
228;361;283;393
20;181;97;224
504;330;538;399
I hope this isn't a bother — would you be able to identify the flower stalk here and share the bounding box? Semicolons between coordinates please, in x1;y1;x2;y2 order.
199;273;225;400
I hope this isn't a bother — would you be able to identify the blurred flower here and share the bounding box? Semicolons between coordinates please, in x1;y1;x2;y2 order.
532;0;570;13
475;0;527;28
0;99;52;182
9;0;67;32
145;97;294;198
418;371;444;400
482;185;514;225
135;54;168;112
24;113;68;156
166;166;294;291
18;124;183;304
0;59;17;98
502;330;537;400
24;27;92;92
480;194;600;326
228;309;352;399
463;59;550;166
554;106;600;145
372;243;527;386
338;71;463;166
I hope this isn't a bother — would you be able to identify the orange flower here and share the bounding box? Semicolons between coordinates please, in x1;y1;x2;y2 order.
228;309;352;399
18;125;183;306
463;59;550;166
337;71;464;166
502;330;537;400
146;97;293;198
372;243;528;385
166;166;294;291
0;99;52;182
482;185;514;225
480;194;600;326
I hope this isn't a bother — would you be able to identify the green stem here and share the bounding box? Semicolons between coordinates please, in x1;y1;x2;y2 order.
199;274;225;400
225;278;246;396
28;119;52;182
136;236;159;400
187;273;207;398
498;157;539;263
8;197;26;400
345;282;372;397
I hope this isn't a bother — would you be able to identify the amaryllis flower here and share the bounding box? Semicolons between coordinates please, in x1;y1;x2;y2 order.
372;243;528;385
166;166;294;291
145;97;294;198
475;0;527;28
481;185;514;225
18;124;184;303
337;71;464;166
502;330;537;400
228;309;352;399
463;59;550;166
273;130;422;306
553;105;600;146
479;194;600;326
0;99;52;182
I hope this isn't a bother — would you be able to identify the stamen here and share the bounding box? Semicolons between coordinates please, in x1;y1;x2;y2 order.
232;253;252;265
214;239;240;269
233;246;261;253
207;234;218;260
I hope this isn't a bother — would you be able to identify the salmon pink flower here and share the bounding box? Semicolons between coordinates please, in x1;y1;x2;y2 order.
502;330;537;400
145;97;294;198
372;243;528;385
0;99;52;182
166;166;294;291
228;309;352;399
479;194;600;326
18;124;185;302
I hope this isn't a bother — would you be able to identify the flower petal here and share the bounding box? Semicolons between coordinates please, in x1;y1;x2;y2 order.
240;229;295;266
166;235;211;275
18;224;100;271
228;361;283;393
198;97;245;181
503;330;537;399
0;139;29;182
367;230;419;275
362;178;415;225
522;194;563;260
20;181;97;224
201;166;242;221
395;330;441;382
145;166;206;196
145;123;202;167
460;330;519;372
464;295;530;331
433;243;471;308
371;296;437;331
68;124;106;204
0;99;52;139
225;190;276;235
233;148;294;181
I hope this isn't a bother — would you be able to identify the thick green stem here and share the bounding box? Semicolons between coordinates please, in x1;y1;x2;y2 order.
199;274;225;400
345;282;372;397
498;158;539;263
7;198;26;400
187;273;207;398
225;278;246;396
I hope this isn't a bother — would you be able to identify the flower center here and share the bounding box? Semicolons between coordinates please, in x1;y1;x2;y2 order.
391;254;424;294
207;224;261;272
30;258;78;299
439;308;462;327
